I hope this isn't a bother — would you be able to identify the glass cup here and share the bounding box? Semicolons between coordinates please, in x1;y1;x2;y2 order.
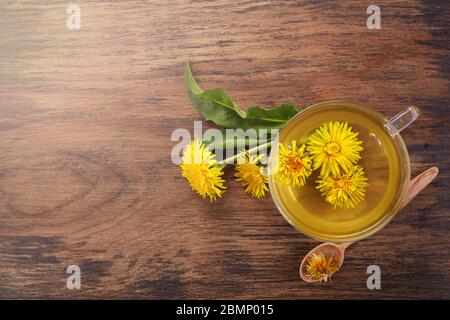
268;101;419;242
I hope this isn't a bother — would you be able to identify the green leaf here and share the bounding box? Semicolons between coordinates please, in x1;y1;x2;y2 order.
184;62;300;130
246;102;298;124
195;88;248;127
202;127;269;154
205;136;265;151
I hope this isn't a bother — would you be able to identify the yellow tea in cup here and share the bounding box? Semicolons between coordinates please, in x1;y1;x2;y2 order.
268;101;414;242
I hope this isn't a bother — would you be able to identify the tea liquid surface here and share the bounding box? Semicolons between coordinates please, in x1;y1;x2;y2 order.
270;103;406;240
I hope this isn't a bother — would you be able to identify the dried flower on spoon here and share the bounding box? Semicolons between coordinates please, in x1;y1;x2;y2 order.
305;252;340;282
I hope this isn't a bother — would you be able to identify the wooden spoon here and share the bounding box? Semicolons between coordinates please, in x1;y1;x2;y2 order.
299;166;439;283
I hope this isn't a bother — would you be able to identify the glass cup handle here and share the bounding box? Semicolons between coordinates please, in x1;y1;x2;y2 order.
385;106;420;137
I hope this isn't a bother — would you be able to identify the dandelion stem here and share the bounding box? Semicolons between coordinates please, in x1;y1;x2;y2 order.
216;141;273;166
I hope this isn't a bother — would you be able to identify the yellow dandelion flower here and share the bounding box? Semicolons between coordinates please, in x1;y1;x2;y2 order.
316;165;368;209
306;252;340;282
276;140;312;186
235;152;268;199
181;139;225;201
307;121;363;177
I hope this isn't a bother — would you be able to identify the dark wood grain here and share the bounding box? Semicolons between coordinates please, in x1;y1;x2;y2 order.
0;0;448;299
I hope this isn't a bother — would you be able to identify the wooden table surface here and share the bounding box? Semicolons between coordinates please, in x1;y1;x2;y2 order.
0;0;448;299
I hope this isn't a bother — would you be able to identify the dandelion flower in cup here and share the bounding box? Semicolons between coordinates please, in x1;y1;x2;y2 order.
306;252;340;282
234;152;268;199
307;121;363;177
276;140;312;186
181;139;226;201
316;165;368;209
